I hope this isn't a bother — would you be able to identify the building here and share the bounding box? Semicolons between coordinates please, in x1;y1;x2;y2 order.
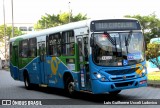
6;23;34;34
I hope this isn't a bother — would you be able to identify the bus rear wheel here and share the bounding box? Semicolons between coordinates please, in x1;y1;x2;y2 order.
65;77;75;97
24;74;32;90
109;90;121;95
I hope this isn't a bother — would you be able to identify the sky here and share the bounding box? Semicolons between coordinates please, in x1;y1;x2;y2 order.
0;0;160;25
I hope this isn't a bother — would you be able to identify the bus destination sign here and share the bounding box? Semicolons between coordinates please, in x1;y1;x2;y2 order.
91;20;141;31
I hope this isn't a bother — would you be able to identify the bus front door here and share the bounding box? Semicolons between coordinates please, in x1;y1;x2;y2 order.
38;41;47;84
77;36;90;90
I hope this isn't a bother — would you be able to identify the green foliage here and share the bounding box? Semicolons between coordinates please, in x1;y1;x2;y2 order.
0;25;22;42
125;13;160;43
146;43;160;59
34;12;87;30
146;43;160;68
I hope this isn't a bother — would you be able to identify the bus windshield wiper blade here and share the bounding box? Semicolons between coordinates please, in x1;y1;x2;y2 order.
104;32;115;45
125;36;129;53
104;32;118;56
125;31;132;46
125;31;132;53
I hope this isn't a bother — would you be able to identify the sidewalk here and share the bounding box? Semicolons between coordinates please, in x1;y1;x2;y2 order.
147;67;160;73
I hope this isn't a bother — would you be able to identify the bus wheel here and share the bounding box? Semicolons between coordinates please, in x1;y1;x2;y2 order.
109;90;121;95
65;77;75;97
24;74;32;90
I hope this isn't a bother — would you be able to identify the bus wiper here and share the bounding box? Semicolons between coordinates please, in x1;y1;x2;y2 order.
125;31;132;53
125;31;132;46
104;32;115;45
104;32;118;56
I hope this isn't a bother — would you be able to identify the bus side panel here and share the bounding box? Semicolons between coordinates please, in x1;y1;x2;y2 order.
46;56;67;88
24;57;40;84
46;56;80;90
10;63;19;80
15;57;41;84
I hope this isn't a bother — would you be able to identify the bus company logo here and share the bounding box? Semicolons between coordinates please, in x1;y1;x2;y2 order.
2;100;11;105
51;57;61;75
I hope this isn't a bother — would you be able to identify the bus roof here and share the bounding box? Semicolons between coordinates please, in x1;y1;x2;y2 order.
10;18;139;42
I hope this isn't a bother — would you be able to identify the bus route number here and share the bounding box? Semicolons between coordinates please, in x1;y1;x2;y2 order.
102;56;112;60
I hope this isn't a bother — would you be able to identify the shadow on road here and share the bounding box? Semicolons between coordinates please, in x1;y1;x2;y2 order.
19;85;139;104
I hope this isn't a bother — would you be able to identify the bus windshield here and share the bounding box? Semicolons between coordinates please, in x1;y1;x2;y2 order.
92;32;145;66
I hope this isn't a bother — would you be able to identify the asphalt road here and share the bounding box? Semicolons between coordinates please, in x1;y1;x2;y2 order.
0;69;160;108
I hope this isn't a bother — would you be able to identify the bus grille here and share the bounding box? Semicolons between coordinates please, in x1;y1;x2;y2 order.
115;81;134;87
111;75;136;81
106;68;138;75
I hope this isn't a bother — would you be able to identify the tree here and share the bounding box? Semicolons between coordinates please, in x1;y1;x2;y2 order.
0;25;22;42
125;13;160;43
0;25;22;60
34;12;87;30
125;14;160;69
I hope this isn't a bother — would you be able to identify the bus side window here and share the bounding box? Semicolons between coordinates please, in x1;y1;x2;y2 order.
62;30;75;56
48;33;61;56
19;39;28;58
28;38;37;57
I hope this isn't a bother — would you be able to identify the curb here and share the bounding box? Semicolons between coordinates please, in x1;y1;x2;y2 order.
148;83;160;88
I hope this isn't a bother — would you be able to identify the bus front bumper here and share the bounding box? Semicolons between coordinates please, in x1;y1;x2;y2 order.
91;76;147;94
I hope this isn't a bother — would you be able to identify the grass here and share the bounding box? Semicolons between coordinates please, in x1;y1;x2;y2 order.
147;71;160;84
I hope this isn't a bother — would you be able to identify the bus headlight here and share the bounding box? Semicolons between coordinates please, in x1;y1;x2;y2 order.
94;73;109;81
141;69;147;77
96;73;102;79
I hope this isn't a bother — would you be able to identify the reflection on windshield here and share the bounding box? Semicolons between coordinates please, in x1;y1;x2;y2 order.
92;32;145;66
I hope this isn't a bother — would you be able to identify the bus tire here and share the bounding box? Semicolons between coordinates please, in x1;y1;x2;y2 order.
65;77;75;97
109;90;121;95
24;74;32;90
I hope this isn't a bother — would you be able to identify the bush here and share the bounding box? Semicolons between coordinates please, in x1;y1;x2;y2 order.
146;43;160;69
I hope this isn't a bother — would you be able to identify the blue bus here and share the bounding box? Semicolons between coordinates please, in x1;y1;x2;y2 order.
9;18;147;96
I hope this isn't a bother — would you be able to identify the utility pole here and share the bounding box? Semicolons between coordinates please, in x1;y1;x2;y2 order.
3;0;6;61
11;0;14;38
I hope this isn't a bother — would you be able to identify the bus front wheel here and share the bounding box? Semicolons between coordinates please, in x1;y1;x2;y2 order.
65;77;75;97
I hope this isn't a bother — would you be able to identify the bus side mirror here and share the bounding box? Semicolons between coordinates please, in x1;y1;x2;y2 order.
90;36;94;47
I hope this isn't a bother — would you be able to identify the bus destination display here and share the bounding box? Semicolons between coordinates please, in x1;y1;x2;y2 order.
91;20;141;31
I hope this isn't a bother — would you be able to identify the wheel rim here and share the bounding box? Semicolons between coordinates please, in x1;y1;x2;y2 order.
25;77;28;87
68;82;74;94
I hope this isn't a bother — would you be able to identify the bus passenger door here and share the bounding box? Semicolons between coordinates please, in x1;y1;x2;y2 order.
77;36;90;90
37;39;47;84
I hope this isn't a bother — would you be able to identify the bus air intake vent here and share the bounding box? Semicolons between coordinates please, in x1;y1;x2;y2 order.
106;68;138;75
115;81;134;87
